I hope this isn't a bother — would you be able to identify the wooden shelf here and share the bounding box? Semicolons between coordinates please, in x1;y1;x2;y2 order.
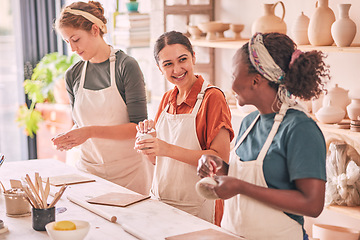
191;37;360;53
327;205;360;220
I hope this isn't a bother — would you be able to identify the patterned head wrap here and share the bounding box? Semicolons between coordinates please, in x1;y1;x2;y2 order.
64;7;107;34
248;33;306;113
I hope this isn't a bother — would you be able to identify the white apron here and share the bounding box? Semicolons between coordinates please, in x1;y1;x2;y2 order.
152;81;216;223
72;46;153;195
221;103;303;240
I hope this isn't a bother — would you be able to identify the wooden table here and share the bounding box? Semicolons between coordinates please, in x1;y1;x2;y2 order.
0;159;244;240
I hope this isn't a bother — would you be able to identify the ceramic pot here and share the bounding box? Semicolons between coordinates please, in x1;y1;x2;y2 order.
292;12;310;45
322;84;350;113
216;23;230;38
308;0;335;46
347;99;360;120
331;4;357;47
230;24;244;40
315;100;345;124
313;224;360;240
187;26;203;40
198;21;223;41
251;1;287;35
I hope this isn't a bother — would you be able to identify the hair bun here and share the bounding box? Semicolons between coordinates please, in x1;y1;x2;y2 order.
88;1;104;15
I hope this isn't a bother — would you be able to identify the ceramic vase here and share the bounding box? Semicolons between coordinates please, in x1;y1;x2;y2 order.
331;4;357;47
322;84;350;113
292;12;310;45
347;99;360;120
308;0;335;46
251;1;287;35
315;100;345;124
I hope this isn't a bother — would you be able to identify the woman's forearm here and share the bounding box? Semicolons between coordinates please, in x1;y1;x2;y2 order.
89;123;138;140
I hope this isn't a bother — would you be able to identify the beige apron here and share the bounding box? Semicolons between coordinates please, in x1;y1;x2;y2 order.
221;103;303;240
152;81;217;223
72;46;153;195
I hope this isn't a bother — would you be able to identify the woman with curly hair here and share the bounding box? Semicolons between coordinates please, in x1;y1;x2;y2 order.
198;32;330;240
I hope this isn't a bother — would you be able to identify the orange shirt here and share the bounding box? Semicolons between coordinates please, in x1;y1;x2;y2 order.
155;75;234;150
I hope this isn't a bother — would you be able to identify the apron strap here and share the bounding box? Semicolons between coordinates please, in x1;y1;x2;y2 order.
256;103;289;164
191;80;211;116
232;114;260;151
109;46;117;87
79;61;88;93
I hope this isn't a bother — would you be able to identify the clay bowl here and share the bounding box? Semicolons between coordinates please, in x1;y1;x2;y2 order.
198;21;223;41
230;24;245;40
187;25;203;40
217;23;230;38
312;224;360;240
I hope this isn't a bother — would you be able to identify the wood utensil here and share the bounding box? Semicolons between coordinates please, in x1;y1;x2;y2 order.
48;184;67;208
43;178;50;206
67;194;117;223
0;180;6;193
25;174;43;208
23;186;40;209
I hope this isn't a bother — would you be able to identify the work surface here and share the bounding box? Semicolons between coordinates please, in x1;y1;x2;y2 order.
0;159;244;240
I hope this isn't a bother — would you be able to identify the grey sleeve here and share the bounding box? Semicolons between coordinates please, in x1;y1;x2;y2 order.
119;56;148;124
65;68;75;109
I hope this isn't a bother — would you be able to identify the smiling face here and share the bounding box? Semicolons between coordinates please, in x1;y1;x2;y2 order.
231;51;258;106
59;26;99;61
157;44;197;90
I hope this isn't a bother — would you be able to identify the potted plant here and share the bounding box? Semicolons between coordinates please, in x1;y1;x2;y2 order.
16;52;79;137
126;0;139;12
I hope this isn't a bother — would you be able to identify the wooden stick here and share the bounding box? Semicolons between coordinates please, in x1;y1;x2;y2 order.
34;172;40;196
24;195;35;208
23;186;40;209
48;185;67;208
37;176;47;208
25;174;43;208
67;194;117;223
0;180;6;193
44;178;50;208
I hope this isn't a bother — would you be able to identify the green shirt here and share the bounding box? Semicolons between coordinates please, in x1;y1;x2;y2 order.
235;109;326;226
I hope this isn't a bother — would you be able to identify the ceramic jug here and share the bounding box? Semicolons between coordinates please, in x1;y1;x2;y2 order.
323;84;350;113
308;0;335;46
292;12;310;45
251;1;287;35
315;100;345;124
331;4;357;47
347;99;360;120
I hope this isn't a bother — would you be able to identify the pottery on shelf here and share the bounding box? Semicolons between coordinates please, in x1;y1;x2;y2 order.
187;25;203;40
315;100;345;124
331;4;357;47
292;12;310;45
198;21;223;41
322;84;350;113
308;0;335;46
251;1;287;35
230;24;244;40
126;1;139;13
216;23;230;38
347;90;360;120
